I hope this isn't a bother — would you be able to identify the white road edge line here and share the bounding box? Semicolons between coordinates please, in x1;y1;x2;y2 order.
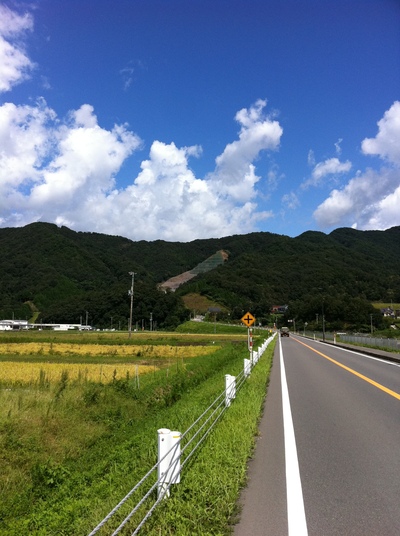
279;336;308;536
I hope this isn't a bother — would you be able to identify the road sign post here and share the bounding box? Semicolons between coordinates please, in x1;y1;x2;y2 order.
241;312;255;365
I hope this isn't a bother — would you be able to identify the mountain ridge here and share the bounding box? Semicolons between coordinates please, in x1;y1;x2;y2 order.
1;222;399;330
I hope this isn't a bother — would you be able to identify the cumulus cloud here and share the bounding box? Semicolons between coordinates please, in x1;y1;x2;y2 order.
211;99;282;202
303;157;352;188
312;157;352;182
314;101;400;230
0;99;282;241
361;101;400;165
0;100;142;225
313;167;397;228
0;4;34;92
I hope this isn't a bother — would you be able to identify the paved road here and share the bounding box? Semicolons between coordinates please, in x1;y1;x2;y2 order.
234;335;400;536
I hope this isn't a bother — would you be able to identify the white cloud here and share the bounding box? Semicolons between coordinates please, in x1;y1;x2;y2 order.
0;99;281;241
267;163;284;191
282;192;299;210
314;101;400;231
361;101;400;165
334;138;343;155
120;65;134;91
312;157;352;181
303;157;352;188
0;4;34;92
0;99;142;222
211;99;282;202
119;60;144;91
0;99;56;188
313;167;393;227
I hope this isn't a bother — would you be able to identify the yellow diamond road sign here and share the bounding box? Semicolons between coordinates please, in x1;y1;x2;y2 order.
241;312;255;327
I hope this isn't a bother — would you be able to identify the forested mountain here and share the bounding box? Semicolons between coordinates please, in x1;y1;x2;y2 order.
0;222;399;331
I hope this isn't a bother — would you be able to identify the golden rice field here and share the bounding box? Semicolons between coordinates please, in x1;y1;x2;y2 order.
0;342;220;384
0;342;219;358
0;361;155;383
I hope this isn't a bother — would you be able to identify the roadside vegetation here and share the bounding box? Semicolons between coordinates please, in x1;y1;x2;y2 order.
0;325;274;535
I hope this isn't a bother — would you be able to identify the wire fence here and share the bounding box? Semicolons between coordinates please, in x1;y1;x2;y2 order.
301;331;400;354
88;333;276;535
338;334;400;352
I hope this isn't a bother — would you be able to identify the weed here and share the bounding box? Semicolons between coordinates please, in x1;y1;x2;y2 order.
54;370;69;401
82;384;102;406
31;460;70;493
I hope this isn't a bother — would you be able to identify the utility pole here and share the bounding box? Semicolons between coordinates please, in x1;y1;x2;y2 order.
128;272;136;339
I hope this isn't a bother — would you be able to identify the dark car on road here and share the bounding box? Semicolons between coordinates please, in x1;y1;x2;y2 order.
280;327;290;337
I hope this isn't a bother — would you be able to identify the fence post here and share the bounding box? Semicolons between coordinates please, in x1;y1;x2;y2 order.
157;428;181;499
244;358;251;378
225;374;236;407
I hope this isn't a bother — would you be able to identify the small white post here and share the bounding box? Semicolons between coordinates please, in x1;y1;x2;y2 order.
225;374;231;407
157;428;182;499
225;374;236;407
244;358;251;378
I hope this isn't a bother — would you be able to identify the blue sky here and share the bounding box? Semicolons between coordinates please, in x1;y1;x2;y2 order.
1;0;399;241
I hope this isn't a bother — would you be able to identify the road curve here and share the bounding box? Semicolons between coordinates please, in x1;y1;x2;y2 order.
233;335;400;536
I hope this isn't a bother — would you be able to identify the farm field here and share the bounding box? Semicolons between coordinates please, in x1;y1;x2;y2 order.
0;323;275;535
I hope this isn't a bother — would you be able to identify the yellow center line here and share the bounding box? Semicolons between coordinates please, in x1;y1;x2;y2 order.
293;338;400;401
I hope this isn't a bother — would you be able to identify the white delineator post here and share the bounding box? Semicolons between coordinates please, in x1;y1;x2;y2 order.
225;374;236;407
157;428;181;499
244;358;251;378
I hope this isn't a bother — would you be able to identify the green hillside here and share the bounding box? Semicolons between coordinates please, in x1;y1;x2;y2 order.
0;222;399;331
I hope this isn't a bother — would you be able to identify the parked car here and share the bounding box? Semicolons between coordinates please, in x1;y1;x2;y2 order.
280;327;290;337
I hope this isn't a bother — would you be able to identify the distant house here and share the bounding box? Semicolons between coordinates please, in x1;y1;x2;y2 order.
381;307;395;317
271;305;288;314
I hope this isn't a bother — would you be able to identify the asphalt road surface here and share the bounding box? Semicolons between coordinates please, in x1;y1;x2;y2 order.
234;335;400;536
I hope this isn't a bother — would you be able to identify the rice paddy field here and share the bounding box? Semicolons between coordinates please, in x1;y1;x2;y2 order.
0;323;274;535
0;339;220;384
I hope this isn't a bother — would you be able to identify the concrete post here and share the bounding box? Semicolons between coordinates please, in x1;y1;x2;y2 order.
157;428;171;499
225;374;236;407
244;358;251;378
157;428;181;499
